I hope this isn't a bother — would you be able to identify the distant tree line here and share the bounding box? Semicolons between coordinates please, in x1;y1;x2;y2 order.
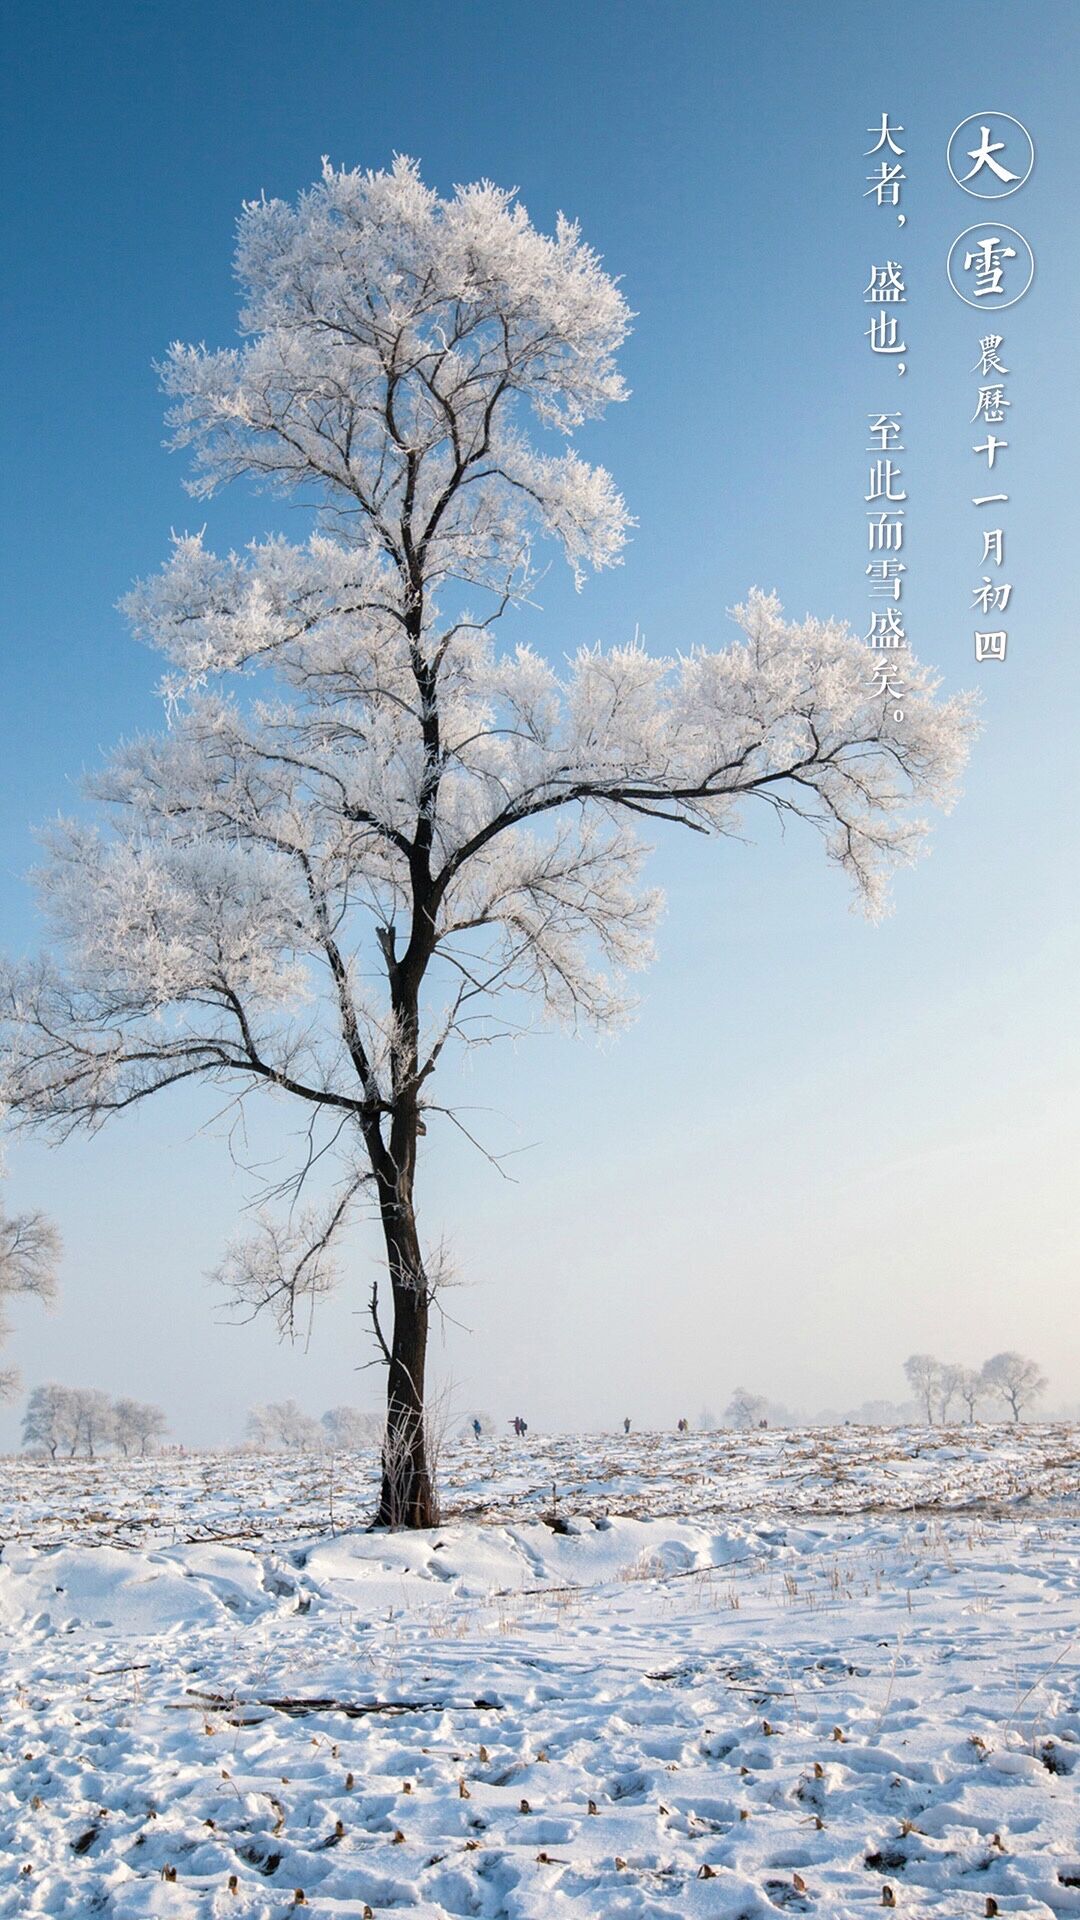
904;1351;1047;1424
0;1189;59;1400
720;1352;1049;1431
15;1363;1054;1461
244;1402;493;1453
22;1384;168;1460
246;1401;383;1452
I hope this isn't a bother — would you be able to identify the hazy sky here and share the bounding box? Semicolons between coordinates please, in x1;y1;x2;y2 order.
1;0;1077;1447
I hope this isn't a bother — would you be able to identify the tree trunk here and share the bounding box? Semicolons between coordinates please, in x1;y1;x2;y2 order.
370;838;439;1529
375;1190;438;1529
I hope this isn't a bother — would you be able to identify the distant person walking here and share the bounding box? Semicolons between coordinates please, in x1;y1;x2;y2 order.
472;1417;482;1439
510;1415;528;1437
677;1417;689;1434
623;1416;631;1434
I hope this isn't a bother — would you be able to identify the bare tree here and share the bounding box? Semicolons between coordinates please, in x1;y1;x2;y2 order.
955;1366;983;1424
903;1353;942;1425
848;1399;913;1427
247;1398;322;1450
22;1382;79;1460
244;1403;274;1450
71;1387;116;1461
322;1404;380;1449
938;1363;966;1425
981;1351;1047;1423
112;1397;139;1457
0;1195;59;1399
113;1396;168;1456
0;160;976;1526
726;1387;769;1430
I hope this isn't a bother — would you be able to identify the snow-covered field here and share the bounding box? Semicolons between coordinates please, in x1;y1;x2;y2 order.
3;1427;1080;1917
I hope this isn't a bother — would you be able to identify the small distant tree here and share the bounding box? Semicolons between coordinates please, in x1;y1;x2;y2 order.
981;1351;1047;1423
956;1366;983;1424
726;1387;769;1430
848;1399;913;1427
112;1398;138;1456
71;1387;116;1460
248;1398;322;1450
0;1193;59;1398
938;1363;966;1424
113;1396;168;1457
22;1382;79;1460
134;1400;168;1454
904;1353;942;1424
322;1404;379;1449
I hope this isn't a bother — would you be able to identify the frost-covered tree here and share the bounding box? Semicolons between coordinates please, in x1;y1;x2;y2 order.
247;1398;322;1450
0;1186;59;1399
903;1353;942;1424
0;159;976;1528
937;1362;966;1424
22;1381;79;1459
113;1396;168;1456
981;1350;1047;1423
244;1403;274;1450
955;1366;983;1424
726;1387;769;1430
322;1403;380;1449
70;1387;116;1461
848;1398;914;1427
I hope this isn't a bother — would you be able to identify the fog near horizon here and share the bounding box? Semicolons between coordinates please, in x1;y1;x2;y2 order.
2;845;1074;1452
2;1;1078;1452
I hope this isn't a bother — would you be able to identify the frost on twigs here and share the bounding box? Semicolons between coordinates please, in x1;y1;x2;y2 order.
214;1196;356;1344
0;159;977;1501
2;576;974;1147
153;156;632;591
0;1204;59;1312
0;1133;60;1399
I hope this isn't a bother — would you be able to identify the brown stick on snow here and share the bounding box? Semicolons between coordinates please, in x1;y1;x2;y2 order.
172;1689;501;1719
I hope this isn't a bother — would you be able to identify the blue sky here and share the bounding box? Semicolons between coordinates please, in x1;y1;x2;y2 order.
1;1;1077;1443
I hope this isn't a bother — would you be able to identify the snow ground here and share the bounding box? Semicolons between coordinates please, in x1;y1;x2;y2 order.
2;1428;1080;1917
